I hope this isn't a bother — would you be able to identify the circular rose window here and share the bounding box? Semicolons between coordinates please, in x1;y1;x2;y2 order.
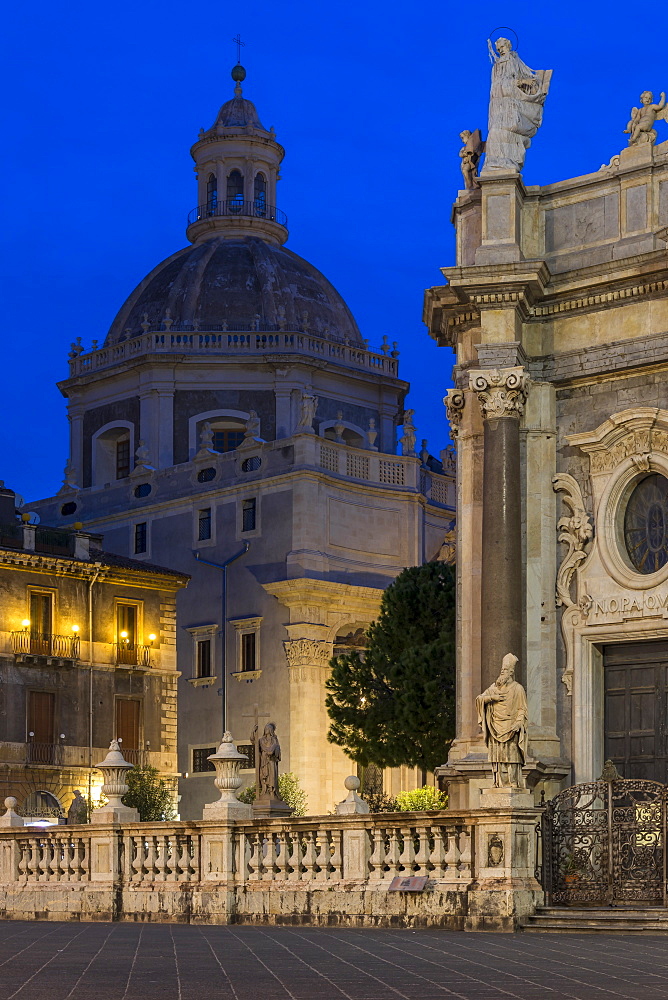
624;473;668;574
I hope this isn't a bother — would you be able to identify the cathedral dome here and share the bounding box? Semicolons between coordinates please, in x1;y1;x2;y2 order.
105;236;363;346
214;95;266;129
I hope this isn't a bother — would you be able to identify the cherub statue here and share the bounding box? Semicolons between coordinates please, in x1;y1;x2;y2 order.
459;129;485;189
624;91;667;146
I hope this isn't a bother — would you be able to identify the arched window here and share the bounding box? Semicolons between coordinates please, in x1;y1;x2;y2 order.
206;173;217;215
91;422;134;487
254;173;267;217
227;170;244;212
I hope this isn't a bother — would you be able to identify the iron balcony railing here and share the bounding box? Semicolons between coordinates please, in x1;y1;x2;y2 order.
26;740;63;766
12;632;80;659
118;747;147;766
34;527;74;556
115;643;152;668
187;199;287;227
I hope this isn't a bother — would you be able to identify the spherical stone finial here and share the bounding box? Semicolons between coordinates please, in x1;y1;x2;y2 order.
231;64;246;83
344;775;360;792
4;797;17;810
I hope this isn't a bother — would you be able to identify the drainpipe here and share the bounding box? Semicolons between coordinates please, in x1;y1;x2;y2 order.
193;543;249;736
87;564;102;809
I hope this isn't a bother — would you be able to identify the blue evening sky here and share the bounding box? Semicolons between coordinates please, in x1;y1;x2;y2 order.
0;0;652;502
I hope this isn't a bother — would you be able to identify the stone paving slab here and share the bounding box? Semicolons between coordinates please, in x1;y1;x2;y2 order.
0;924;667;1000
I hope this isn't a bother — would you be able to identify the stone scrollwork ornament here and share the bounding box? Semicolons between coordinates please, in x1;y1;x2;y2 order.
553;473;593;696
552;473;593;608
443;389;465;439
468;367;529;419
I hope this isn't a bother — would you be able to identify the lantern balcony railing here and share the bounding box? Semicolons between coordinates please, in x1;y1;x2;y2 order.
187;199;287;227
115;643;152;668
26;740;63;766
11;632;80;660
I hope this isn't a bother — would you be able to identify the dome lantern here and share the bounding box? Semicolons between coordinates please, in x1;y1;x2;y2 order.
186;66;287;246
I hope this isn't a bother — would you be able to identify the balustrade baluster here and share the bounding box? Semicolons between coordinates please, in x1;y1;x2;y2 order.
301;830;318;880
414;827;431;875
249;832;263;880
264;832;278;879
328;830;342;878
53;837;66;881
444;826;460;879
18;840;30;881
400;826;416;874
385;827;402;877
458;826;472;878
178;837;193;880
286;831;302;880
428;826;448;877
368;827;386;877
38;839;52;882
154;836;168;881
131;836;144;881
144;836;157;880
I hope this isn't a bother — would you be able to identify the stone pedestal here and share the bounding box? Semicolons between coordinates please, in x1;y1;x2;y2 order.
467;793;544;931
336;776;369;815
252;795;293;819
0;797;23;827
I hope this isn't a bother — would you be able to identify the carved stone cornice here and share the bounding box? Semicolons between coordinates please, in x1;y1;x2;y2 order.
468;367;529;419
423;285;481;349
283;638;333;669
443;389;465;438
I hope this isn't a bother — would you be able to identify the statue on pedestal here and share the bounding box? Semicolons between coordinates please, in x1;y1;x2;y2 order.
484;36;552;173
476;653;528;788
250;721;292;817
624;91;667;146
459;129;484;189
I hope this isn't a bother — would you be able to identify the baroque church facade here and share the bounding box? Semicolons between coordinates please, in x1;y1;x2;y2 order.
31;65;455;817
426;124;668;804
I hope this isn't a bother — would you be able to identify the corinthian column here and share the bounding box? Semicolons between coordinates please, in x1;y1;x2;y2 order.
469;367;529;690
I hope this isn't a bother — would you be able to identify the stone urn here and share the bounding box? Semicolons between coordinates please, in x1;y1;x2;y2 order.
202;732;252;820
0;796;23;827
91;740;139;823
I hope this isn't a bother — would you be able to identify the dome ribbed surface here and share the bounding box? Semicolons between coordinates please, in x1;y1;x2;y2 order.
105;236;363;346
214;96;265;129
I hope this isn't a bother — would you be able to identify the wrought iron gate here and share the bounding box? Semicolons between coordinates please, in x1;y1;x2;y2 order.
542;778;667;906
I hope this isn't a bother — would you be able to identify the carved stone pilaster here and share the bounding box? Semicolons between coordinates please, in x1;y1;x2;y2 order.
283;638;333;669
469;367;529;419
443;389;465;439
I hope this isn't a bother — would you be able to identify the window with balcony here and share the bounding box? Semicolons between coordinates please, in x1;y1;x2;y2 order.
115;603;149;666
254;172;267;216
27;690;56;764
116;698;142;764
227;169;244;210
206;172;217;214
29;592;53;653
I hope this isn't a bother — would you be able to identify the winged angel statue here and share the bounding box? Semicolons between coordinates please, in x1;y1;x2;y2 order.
624;92;667;146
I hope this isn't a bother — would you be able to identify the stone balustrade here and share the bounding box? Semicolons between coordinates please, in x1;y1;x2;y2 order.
67;330;399;379
0;806;539;928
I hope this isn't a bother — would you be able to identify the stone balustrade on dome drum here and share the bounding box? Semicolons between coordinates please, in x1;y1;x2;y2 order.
67;328;400;378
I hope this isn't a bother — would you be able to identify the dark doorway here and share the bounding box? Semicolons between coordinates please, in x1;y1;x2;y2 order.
603;641;668;782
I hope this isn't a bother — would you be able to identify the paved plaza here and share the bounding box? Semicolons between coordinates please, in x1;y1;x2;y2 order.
0;923;667;1000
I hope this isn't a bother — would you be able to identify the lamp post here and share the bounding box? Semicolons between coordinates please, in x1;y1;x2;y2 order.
193;542;249;735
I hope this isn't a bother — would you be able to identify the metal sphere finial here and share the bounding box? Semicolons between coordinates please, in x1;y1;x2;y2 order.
231;64;246;83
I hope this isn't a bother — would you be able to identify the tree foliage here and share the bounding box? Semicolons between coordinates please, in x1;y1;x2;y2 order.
122;765;176;821
237;772;308;816
325;561;455;773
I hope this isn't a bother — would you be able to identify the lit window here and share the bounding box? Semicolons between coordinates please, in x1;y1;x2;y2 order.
242;498;256;532
198;508;212;541
116;438;130;479
241;632;256;671
134;522;147;554
196;639;212;677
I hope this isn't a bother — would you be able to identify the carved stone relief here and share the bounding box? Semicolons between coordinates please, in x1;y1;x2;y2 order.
443;389;465;439
283;638;333;670
469;367;529;419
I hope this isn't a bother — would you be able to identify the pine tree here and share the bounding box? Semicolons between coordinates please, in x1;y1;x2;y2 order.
325;562;455;773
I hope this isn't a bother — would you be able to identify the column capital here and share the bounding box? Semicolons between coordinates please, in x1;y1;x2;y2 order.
443;389;466;438
283;638;333;669
469;367;529;420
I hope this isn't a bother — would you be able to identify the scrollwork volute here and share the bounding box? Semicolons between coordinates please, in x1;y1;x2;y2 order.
468;367;529;419
443;389;465;438
553;473;594;609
